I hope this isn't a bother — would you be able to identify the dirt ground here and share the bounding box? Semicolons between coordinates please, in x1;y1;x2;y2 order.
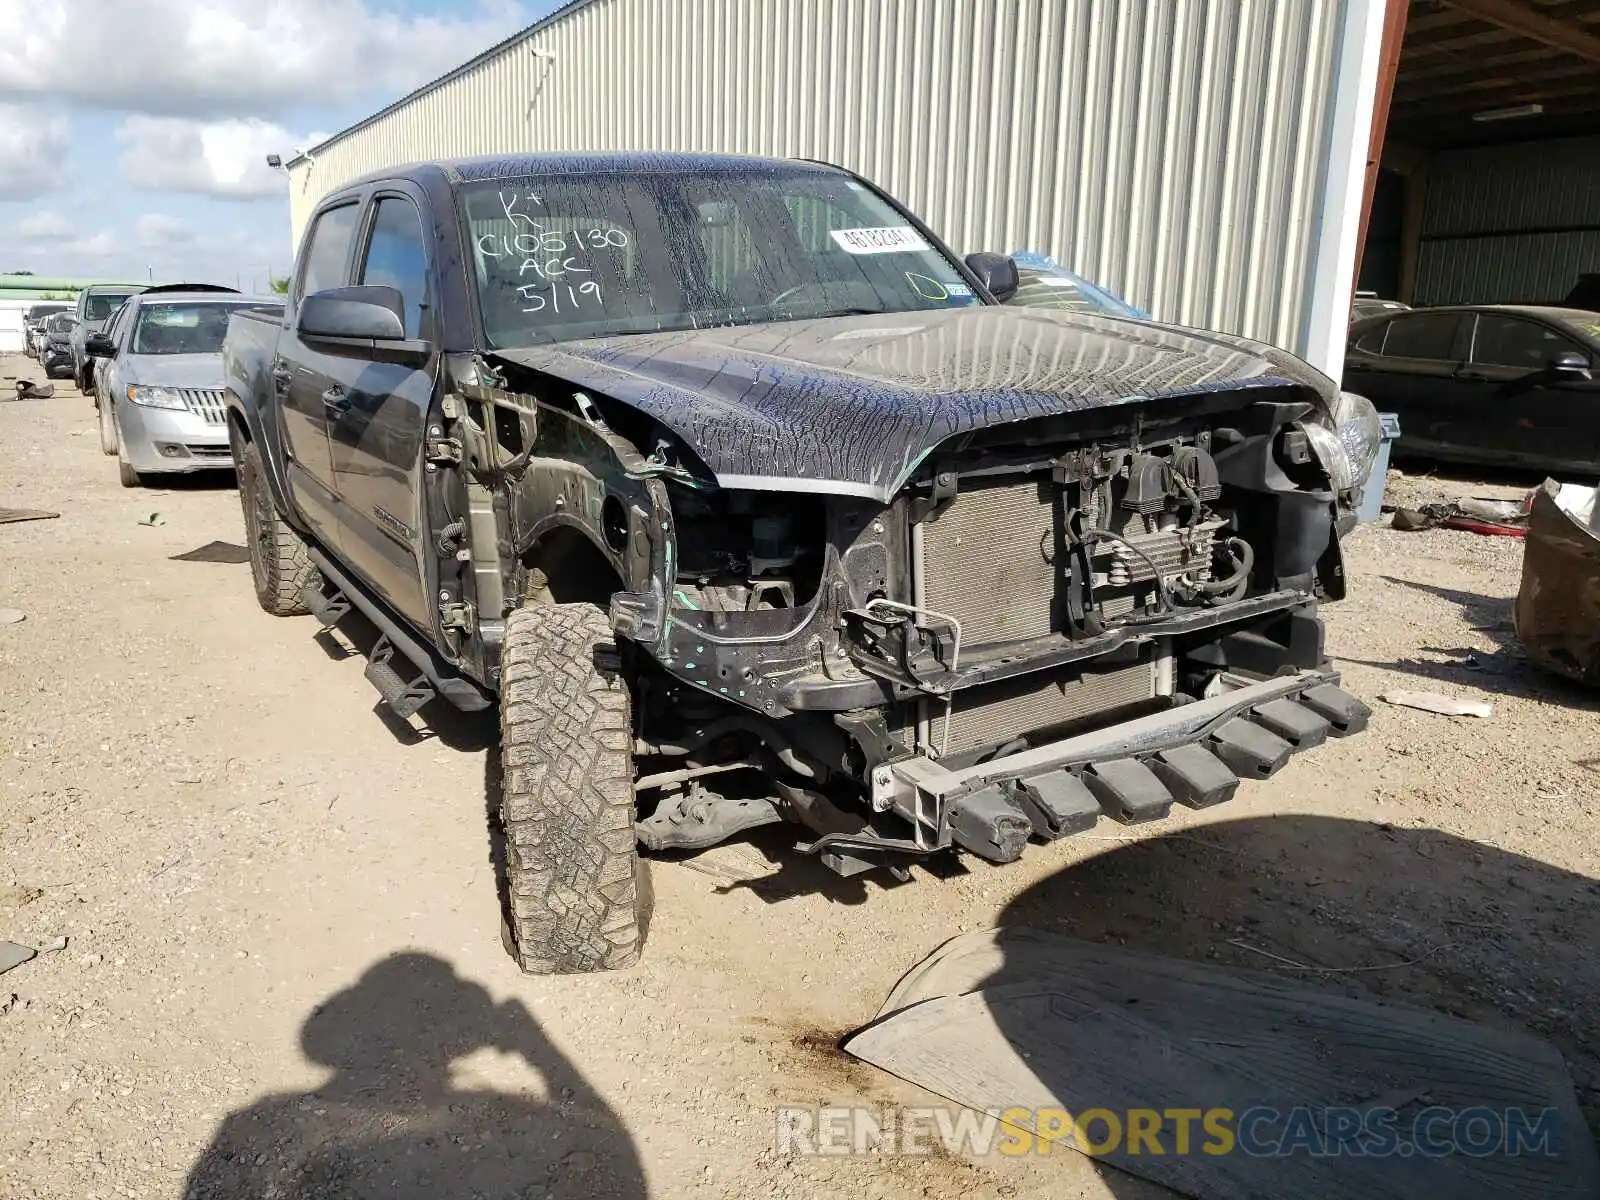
2;352;1598;1199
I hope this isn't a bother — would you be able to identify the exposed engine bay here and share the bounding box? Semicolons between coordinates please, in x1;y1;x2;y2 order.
586;392;1375;876
462;340;1379;883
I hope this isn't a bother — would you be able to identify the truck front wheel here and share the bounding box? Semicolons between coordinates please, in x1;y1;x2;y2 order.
98;399;118;456
237;439;317;616
499;602;645;974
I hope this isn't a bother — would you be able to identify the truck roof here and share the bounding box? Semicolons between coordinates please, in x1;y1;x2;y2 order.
343;151;839;192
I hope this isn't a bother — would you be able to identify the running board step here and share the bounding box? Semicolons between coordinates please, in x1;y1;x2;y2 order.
364;633;436;719
302;584;351;629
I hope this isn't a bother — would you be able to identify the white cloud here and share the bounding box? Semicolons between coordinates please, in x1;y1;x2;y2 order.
14;211;74;239
0;103;68;200
0;216;119;276
1;208;286;288
134;212;196;247
0;0;529;118
118;117;300;200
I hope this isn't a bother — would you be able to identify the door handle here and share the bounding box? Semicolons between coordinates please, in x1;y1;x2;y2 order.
321;385;351;415
270;365;292;393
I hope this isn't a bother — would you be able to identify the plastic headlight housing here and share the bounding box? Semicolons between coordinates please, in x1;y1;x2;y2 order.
1303;390;1381;492
126;385;188;411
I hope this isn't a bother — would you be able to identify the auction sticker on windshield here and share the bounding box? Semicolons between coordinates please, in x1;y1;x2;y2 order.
830;226;930;255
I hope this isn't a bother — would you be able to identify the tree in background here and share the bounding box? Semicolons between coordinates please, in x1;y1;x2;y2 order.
269;276;290;294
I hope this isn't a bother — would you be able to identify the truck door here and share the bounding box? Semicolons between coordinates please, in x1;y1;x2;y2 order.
324;190;436;632
278;199;363;550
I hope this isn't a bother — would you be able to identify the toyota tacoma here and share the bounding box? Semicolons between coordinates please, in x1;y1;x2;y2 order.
224;152;1376;974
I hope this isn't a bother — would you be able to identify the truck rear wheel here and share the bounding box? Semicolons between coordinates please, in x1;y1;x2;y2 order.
499;602;645;974
237;440;317;616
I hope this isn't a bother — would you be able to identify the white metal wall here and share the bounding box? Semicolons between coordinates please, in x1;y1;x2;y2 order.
289;0;1361;362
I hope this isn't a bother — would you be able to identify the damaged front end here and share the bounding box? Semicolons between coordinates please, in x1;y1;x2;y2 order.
606;384;1372;875
455;352;1373;879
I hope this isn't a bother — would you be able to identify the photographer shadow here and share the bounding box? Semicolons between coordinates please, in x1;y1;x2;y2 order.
184;953;645;1199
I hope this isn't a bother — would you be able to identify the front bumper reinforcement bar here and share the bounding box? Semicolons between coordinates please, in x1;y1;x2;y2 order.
856;668;1369;858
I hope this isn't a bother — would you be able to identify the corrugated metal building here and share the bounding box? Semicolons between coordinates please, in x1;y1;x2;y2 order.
1413;134;1600;304
288;0;1390;376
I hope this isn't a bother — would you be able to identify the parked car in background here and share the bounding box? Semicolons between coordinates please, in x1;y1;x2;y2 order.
1004;251;1149;318
1345;304;1599;473
39;313;76;378
1563;274;1600;313
86;289;282;487
23;302;72;358
1350;292;1409;324
69;283;147;391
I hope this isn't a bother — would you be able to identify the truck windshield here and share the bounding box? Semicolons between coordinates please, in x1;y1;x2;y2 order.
460;167;983;348
131;302;277;355
86;292;138;321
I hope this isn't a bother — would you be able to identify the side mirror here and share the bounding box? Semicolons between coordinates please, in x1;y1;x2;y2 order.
298;285;407;342
84;332;117;358
965;252;1020;303
1549;351;1592;379
295;285;430;366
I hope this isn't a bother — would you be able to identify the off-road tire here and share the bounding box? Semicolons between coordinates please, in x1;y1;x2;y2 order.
237;440;317;616
499;602;644;974
98;399;118;456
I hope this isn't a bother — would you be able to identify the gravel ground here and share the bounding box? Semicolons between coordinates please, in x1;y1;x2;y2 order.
2;353;1597;1199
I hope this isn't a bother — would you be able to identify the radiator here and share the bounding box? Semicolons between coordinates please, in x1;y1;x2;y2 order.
918;475;1058;646
933;657;1160;756
918;476;1224;633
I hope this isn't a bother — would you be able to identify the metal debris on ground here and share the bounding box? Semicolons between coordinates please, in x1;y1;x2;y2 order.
10;380;54;401
1391;496;1530;538
847;927;1598;1200
0;942;37;975
1515;479;1600;687
1379;690;1493;718
0;509;60;525
136;513;165;527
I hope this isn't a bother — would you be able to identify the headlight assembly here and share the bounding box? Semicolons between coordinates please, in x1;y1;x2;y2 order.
1302;391;1381;492
126;385;188;411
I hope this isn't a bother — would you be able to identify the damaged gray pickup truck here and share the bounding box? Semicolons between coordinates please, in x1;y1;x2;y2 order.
224;152;1375;974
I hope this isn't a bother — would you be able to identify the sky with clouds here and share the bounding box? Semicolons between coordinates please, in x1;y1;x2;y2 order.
0;0;563;289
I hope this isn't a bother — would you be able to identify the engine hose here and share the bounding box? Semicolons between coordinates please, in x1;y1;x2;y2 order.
1193;537;1254;602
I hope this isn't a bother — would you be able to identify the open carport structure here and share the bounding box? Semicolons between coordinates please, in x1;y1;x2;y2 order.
1360;0;1600;306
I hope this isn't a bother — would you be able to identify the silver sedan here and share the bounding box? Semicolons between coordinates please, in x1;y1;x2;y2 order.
86;292;283;487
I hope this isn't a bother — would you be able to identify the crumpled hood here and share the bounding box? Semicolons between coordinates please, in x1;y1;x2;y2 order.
123;353;227;390
491;305;1334;501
